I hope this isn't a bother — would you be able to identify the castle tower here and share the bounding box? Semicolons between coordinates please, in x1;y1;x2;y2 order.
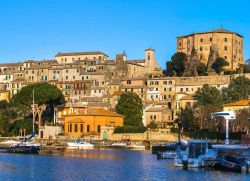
145;48;156;74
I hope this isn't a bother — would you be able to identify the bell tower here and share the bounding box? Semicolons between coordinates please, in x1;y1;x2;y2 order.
145;48;156;74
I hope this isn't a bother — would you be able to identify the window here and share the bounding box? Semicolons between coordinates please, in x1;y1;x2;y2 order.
87;125;90;132
150;81;154;85
73;76;75;79
200;38;203;42
164;95;167;99
179;42;182;46
224;46;227;51
66;76;68;80
169;81;172;85
224;56;227;59
97;125;101;133
74;124;78;132
154;115;156;119
181;88;183;92
163;81;167;85
80;124;83;132
200;46;203;51
69;124;72;132
164;88;167;91
186;88;189;91
169;88;172;91
224;38;227;42
127;80;131;84
156;88;158;91
150;115;153;119
66;69;68;73
155;81;159;85
210;37;213;42
148;54;150;60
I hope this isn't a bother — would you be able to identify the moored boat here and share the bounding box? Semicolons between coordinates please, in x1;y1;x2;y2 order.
67;141;95;150
174;139;217;168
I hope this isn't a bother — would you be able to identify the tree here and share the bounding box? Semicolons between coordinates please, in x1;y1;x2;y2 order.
165;61;174;76
175;107;197;131
197;63;207;76
194;84;224;130
115;92;143;126
11;83;65;125
166;52;187;76
211;57;229;74
222;76;250;103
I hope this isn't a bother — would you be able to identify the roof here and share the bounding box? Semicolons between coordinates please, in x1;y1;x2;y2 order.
180;95;195;100
145;48;155;51
55;103;87;108
177;29;243;38
128;59;145;63
55;51;109;57
64;108;124;117
224;100;250;107
113;91;123;96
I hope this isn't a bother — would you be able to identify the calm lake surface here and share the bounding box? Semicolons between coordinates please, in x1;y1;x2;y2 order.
0;150;250;181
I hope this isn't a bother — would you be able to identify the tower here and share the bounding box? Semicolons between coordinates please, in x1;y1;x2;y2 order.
145;48;156;74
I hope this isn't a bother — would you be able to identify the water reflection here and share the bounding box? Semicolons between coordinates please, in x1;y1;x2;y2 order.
0;150;250;181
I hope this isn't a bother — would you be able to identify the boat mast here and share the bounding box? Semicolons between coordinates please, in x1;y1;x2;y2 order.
32;89;35;136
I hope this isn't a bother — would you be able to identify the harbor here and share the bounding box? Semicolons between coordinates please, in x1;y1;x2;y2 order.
1;149;250;181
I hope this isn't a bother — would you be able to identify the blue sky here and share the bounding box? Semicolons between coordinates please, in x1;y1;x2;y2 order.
0;0;249;68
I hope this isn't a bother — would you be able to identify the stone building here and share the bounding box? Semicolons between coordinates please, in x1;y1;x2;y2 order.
177;28;244;70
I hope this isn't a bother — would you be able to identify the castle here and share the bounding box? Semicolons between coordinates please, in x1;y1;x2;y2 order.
177;28;244;70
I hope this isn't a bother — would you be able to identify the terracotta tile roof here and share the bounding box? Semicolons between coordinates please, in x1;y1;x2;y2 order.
180;95;194;100
63;107;124;117
113;91;123;96
224;100;250;107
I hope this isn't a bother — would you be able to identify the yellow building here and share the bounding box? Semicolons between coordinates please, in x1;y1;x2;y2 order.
0;91;10;102
177;28;244;70
223;99;250;112
54;103;124;137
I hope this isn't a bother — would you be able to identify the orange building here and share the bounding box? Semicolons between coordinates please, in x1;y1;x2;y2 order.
55;103;124;137
223;99;250;112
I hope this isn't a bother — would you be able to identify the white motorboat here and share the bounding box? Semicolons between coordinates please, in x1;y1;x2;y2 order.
174;139;217;168
109;142;145;150
67;141;94;150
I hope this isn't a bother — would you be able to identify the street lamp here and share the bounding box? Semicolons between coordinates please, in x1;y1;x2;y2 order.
211;111;236;145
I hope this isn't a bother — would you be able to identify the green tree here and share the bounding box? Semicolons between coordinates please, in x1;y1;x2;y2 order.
222;76;250;103
115;92;143;126
194;84;224;130
0;101;17;136
211;57;229;74
166;52;187;76
11;83;65;123
175;107;197;131
197;63;207;76
165;61;174;76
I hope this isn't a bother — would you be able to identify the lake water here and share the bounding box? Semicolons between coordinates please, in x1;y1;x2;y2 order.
0;150;250;181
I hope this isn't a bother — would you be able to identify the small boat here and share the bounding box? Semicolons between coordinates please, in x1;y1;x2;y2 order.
67;140;94;150
7;142;41;154
174;139;217;168
157;151;177;159
217;155;246;172
109;142;145;150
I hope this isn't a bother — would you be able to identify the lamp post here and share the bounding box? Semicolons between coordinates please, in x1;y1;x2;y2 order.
211;111;236;145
